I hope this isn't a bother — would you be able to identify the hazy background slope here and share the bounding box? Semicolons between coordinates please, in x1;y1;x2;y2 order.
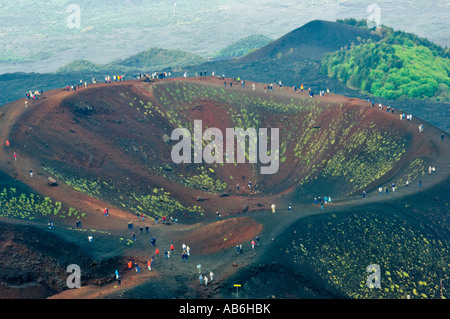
1;0;449;73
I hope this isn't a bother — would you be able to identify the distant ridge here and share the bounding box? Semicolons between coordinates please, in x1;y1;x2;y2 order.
239;20;380;63
56;47;207;74
111;47;207;70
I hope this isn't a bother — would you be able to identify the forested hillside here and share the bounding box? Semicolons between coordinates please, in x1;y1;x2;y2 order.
322;21;450;102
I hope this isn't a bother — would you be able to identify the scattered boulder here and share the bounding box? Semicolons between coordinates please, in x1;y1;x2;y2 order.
162;134;171;144
48;177;58;186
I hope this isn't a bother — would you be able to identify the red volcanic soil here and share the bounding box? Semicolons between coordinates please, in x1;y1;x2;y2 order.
0;76;449;299
172;217;263;255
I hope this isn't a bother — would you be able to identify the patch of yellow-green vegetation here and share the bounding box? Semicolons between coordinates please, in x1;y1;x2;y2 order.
69;227;111;237
179;166;227;193
279;137;289;164
322;128;407;193
151;164;228;194
226;107;261;162
290;211;449;299
228;107;260;130
130;96;167;121
44;167;108;199
43;166;203;219
141;100;165;118
0;188;83;220
120;188;204;218
292;106;408;192
293;111;338;184
118;237;136;246
396;158;426;187
153;81;323;116
165;107;191;130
